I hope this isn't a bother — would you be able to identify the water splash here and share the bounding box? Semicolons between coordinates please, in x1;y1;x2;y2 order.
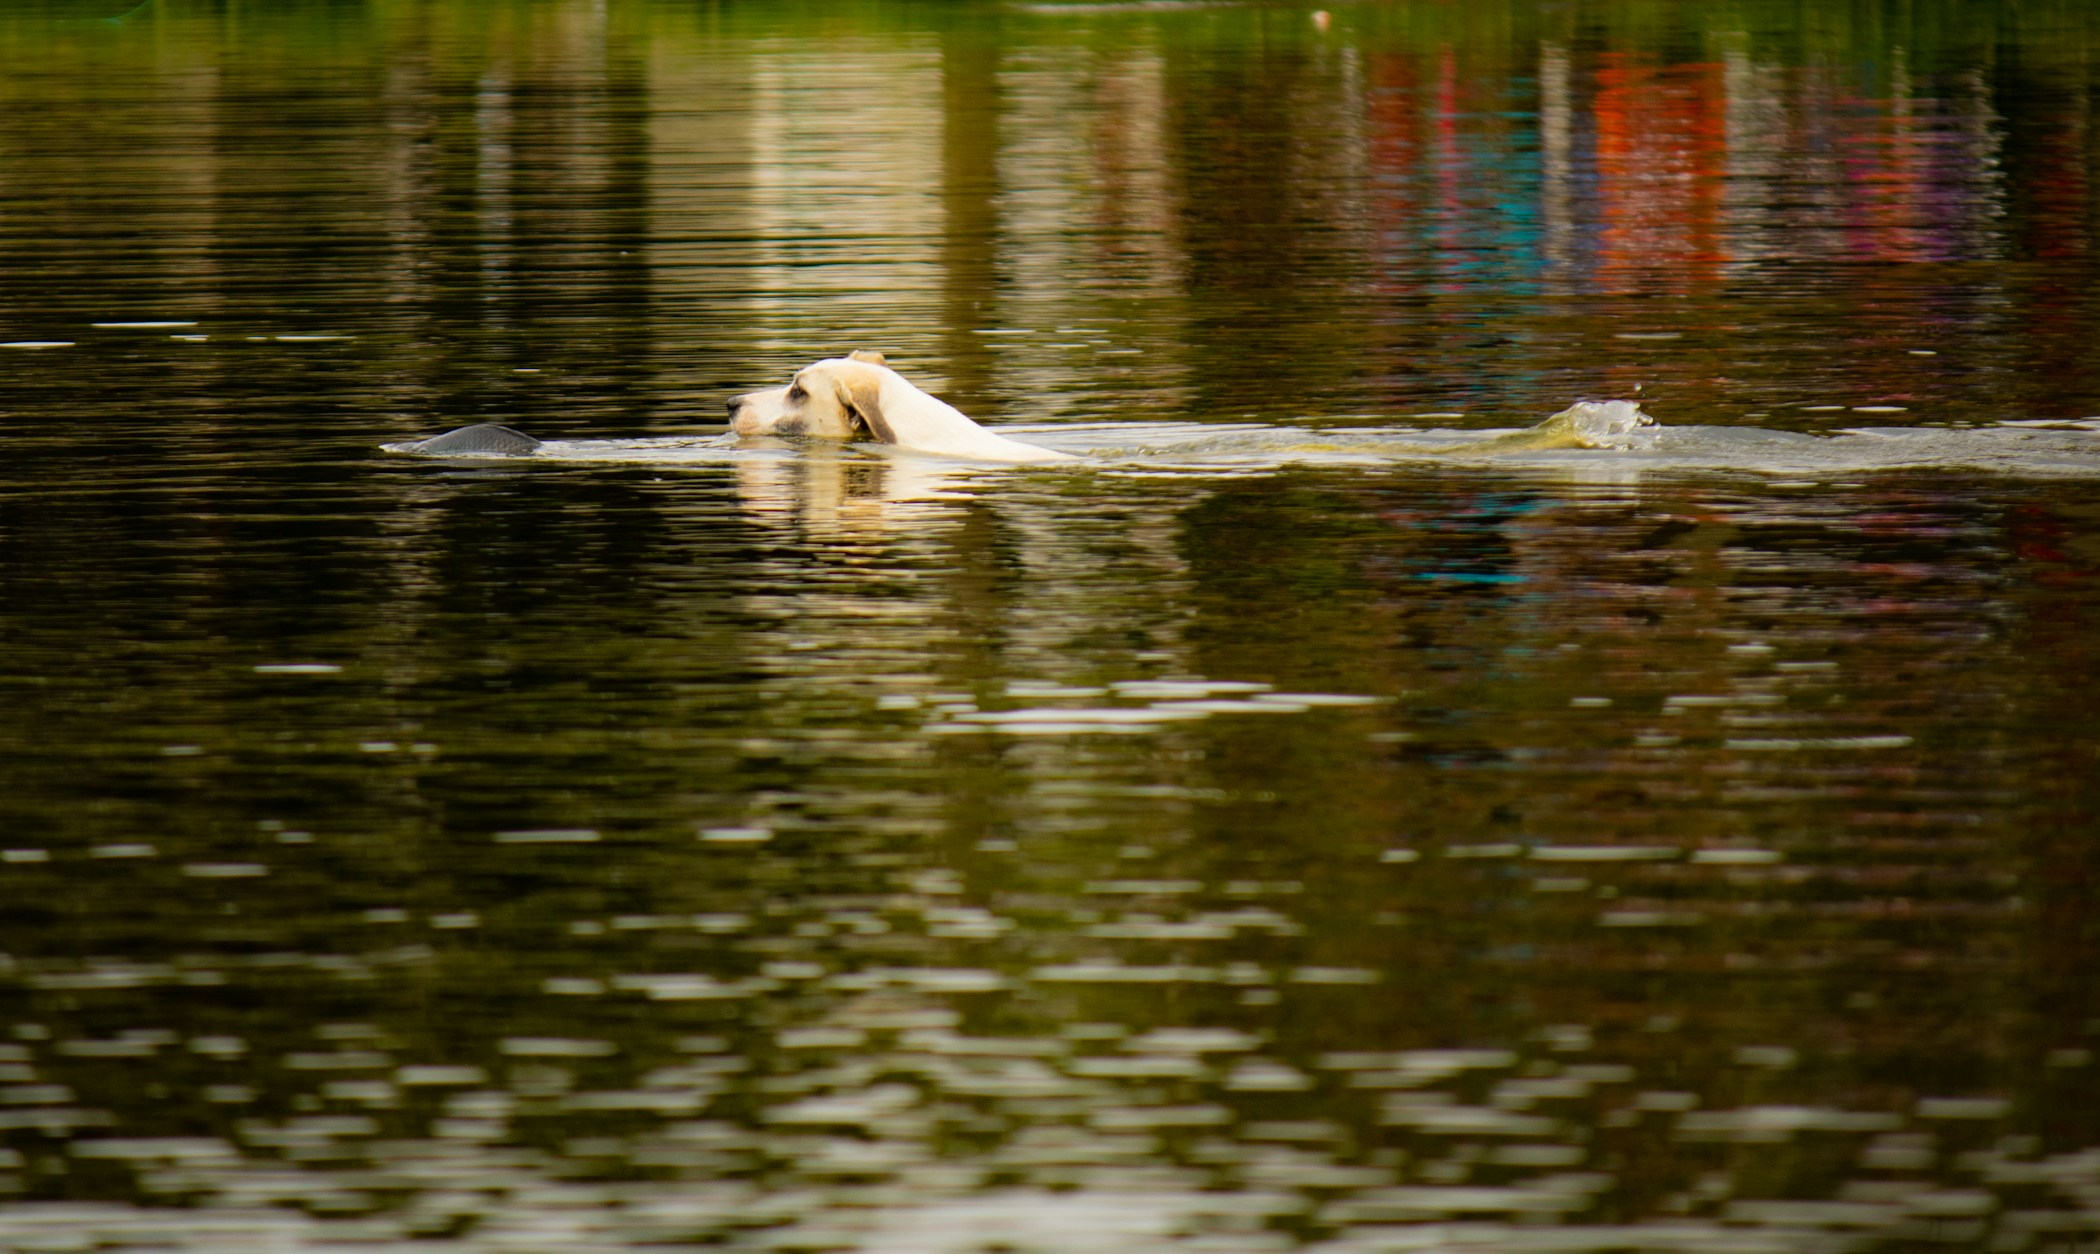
1535;399;1659;451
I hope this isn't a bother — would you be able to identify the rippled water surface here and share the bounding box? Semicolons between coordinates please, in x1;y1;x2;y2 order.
5;1;2100;1250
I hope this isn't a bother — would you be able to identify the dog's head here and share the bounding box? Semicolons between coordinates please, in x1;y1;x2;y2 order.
727;350;897;443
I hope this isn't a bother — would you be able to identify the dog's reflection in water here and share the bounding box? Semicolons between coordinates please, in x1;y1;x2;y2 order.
730;442;991;543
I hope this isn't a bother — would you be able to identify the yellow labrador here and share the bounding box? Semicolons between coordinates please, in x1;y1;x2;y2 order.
729;351;1072;464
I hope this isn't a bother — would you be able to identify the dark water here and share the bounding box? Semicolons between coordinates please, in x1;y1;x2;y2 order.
4;1;2100;1250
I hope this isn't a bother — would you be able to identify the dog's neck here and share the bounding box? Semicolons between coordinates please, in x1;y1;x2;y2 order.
874;368;969;429
871;369;1072;464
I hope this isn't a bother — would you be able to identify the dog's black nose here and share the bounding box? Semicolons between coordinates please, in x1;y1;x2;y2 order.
725;397;741;418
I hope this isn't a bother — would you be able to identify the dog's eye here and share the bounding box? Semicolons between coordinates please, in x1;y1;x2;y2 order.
787;384;806;401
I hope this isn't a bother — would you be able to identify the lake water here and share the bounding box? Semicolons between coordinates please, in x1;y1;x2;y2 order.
3;1;2100;1250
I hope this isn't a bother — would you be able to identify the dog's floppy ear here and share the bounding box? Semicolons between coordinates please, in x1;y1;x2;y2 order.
829;367;897;444
847;349;887;366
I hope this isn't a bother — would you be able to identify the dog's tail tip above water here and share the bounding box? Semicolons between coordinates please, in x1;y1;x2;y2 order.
392;423;543;456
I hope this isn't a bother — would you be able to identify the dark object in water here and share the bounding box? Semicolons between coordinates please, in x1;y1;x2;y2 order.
404;423;542;455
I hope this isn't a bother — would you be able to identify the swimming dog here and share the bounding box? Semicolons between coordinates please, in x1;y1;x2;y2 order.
727;351;1071;464
395;356;1653;464
399;351;1071;464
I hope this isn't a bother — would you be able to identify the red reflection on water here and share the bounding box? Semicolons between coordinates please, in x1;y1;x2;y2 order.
1365;50;1421;298
2010;504;2100;583
1591;53;1727;291
1434;43;1467;293
2026;115;2091;261
1839;82;1936;262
